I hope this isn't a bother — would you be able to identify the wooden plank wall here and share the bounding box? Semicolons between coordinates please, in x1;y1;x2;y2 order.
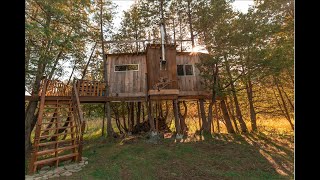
107;54;147;96
176;53;206;92
146;44;178;90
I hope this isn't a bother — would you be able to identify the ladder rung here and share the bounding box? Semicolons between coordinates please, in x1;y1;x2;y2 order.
36;145;79;156
43;115;73;119
40;125;77;132
40;120;74;125
43;106;73;109
38;138;77;147
34;153;79;166
39;132;77;139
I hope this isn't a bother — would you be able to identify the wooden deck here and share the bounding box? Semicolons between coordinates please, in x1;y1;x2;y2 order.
25;93;213;102
26;79;213;103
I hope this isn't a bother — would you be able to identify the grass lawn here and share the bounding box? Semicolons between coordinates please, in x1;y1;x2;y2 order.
47;131;293;180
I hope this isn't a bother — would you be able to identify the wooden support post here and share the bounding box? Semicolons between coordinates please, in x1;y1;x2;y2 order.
102;103;105;137
196;100;202;132
145;72;155;132
54;102;59;168
78;121;86;161
215;102;220;133
148;100;155;131
173;99;181;135
155;101;159;132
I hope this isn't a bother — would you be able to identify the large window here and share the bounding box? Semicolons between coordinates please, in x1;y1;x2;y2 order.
177;64;194;76
114;64;139;72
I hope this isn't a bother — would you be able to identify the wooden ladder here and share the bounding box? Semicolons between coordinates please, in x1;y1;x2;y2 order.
28;80;84;174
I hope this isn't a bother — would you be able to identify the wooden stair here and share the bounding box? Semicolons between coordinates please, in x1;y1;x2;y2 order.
28;79;85;174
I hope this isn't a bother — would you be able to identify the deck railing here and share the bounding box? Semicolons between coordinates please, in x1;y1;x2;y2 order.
39;79;72;96
38;79;106;97
76;79;106;96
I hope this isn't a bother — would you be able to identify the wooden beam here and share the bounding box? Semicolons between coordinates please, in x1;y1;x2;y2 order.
104;39;160;44
25;94;216;102
148;89;179;95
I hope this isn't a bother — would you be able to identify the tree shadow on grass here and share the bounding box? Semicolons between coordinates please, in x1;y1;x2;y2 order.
53;132;293;180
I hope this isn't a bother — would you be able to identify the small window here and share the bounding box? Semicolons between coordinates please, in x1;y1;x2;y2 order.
177;64;194;76
160;60;167;70
115;64;139;72
177;65;184;76
185;65;193;75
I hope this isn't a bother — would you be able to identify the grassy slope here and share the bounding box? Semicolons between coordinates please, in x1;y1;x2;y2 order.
50;132;293;180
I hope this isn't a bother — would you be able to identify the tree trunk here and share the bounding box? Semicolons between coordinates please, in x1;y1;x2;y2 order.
142;103;145;122
160;0;167;42
245;77;257;132
148;100;155;132
187;0;194;48
25;40;31;74
136;102;141;125
25;101;38;154
274;77;294;130
112;105;123;134
279;83;294;111
178;101;188;134
226;97;239;133
172;18;176;45
48;50;63;80
81;42;97;81
121;103;128;132
129;102;134;132
197;101;202;132
67;61;76;86
214;102;220;133
102;103;105;136
99;0;113;137
179;17;183;52
220;99;235;133
25;57;48;154
173;99;181;134
224;55;247;132
199;99;209;133
206;102;214;133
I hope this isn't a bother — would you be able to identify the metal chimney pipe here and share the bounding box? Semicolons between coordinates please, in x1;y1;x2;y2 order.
160;23;166;62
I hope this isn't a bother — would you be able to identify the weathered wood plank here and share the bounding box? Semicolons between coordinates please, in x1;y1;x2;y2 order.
148;89;179;95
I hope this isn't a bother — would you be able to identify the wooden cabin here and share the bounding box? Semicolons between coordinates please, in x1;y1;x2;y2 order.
106;44;210;101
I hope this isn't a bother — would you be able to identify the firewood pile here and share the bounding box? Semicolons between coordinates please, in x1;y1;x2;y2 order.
132;117;171;134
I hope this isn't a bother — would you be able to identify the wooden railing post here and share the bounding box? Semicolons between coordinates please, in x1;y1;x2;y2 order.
29;79;49;174
78;121;86;162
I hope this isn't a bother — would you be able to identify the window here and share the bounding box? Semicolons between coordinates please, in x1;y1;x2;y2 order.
185;65;193;75
177;64;194;76
115;64;139;72
177;65;184;76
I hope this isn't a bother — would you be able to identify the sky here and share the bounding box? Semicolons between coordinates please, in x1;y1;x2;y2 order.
112;0;255;29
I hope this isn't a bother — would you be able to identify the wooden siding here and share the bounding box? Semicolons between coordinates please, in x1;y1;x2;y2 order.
176;53;206;92
146;44;178;90
106;54;147;96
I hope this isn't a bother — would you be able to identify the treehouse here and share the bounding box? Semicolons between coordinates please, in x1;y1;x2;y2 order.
25;20;214;174
105;44;211;100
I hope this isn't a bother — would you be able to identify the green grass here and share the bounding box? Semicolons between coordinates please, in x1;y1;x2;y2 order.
27;116;294;179
45;132;293;180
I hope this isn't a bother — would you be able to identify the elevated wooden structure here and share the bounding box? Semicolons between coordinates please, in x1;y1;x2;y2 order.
26;44;214;174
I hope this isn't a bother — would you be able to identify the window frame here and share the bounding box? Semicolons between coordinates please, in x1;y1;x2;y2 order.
177;64;194;76
114;64;139;72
